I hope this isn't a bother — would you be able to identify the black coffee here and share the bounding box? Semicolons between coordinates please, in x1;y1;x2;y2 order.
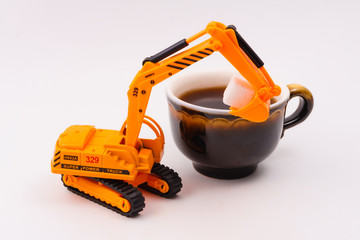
179;87;229;110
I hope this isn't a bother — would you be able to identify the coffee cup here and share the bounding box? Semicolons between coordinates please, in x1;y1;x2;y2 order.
166;70;314;179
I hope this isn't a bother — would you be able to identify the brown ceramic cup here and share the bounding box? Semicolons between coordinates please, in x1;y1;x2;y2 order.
166;70;314;179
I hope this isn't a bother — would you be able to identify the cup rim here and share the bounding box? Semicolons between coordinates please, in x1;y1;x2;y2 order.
166;69;290;115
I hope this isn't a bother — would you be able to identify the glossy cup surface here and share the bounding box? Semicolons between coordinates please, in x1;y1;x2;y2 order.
166;70;291;179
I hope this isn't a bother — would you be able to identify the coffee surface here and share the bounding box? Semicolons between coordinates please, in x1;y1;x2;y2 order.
179;87;229;110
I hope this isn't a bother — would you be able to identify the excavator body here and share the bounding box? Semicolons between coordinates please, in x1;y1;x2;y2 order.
51;125;160;182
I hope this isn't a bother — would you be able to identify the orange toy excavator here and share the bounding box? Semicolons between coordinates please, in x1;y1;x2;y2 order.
51;21;280;217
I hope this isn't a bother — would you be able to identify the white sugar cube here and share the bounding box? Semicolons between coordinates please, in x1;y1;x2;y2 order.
223;75;256;109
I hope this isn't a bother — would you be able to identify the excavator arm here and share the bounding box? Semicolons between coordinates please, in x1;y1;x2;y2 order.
125;21;281;147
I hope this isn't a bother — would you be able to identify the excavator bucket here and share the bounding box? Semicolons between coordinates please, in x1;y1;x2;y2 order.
229;93;270;122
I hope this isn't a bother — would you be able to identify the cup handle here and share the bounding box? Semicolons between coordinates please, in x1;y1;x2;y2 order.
282;84;314;135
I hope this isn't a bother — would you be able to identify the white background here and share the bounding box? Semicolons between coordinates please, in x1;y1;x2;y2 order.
1;0;359;239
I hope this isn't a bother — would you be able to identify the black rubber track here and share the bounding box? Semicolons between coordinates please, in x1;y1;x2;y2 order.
138;163;182;198
62;176;145;217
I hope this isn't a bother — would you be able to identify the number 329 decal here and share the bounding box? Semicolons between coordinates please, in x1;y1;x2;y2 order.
86;156;99;163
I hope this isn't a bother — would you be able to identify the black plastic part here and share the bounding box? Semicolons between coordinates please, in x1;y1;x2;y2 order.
61;175;145;217
142;39;189;65
227;25;264;68
138;163;182;198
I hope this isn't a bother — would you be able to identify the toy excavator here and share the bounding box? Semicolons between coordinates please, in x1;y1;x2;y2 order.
51;21;281;217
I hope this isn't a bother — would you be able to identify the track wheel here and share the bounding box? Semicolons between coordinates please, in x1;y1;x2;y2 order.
139;163;182;198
